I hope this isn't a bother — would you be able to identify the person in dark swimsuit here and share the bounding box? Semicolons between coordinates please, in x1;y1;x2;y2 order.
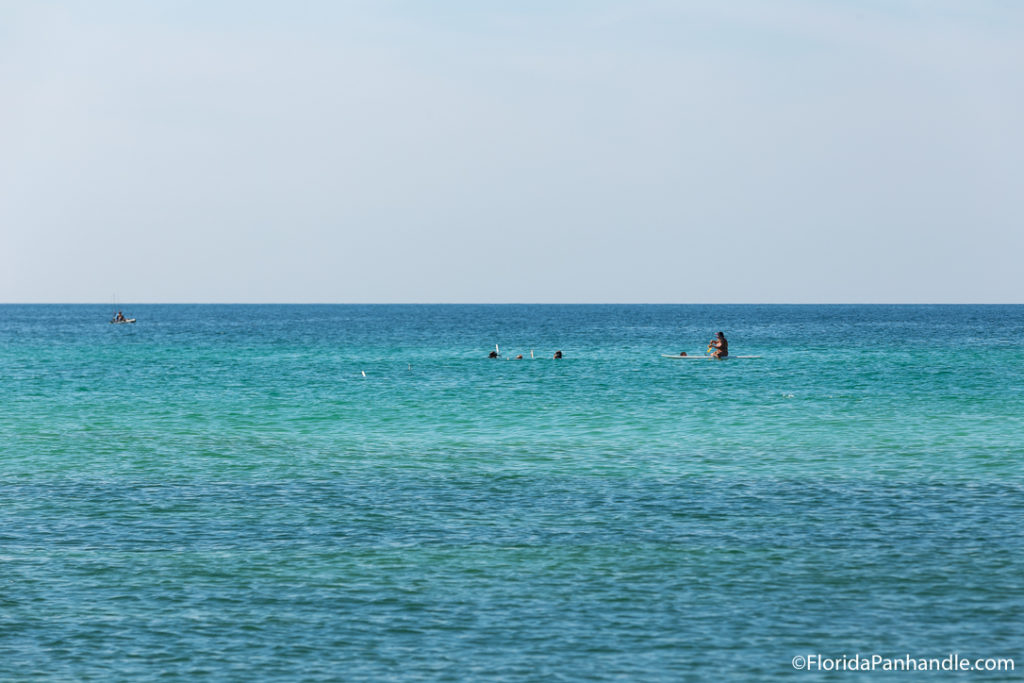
709;331;728;359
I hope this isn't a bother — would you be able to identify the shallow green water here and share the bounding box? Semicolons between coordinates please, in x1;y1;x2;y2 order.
1;305;1022;680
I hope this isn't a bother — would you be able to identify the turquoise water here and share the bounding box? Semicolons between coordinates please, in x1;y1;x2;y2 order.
1;304;1022;680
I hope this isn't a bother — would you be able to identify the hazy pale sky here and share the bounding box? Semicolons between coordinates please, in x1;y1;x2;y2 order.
2;1;1022;303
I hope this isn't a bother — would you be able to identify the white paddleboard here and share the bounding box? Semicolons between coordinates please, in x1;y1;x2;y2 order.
661;354;761;359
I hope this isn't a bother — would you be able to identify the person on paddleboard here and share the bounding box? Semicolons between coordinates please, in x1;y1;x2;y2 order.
709;331;728;359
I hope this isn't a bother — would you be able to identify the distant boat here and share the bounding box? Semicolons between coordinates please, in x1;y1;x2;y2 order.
109;295;135;324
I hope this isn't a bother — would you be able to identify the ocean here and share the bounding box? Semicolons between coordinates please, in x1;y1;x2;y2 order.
1;304;1021;680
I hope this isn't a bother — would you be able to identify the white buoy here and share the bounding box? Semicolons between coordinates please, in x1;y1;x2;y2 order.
361;371;366;377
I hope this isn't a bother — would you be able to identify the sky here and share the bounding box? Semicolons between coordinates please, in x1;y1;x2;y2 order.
2;1;1022;303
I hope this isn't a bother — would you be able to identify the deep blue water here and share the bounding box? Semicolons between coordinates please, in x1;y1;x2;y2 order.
1;305;1022;680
